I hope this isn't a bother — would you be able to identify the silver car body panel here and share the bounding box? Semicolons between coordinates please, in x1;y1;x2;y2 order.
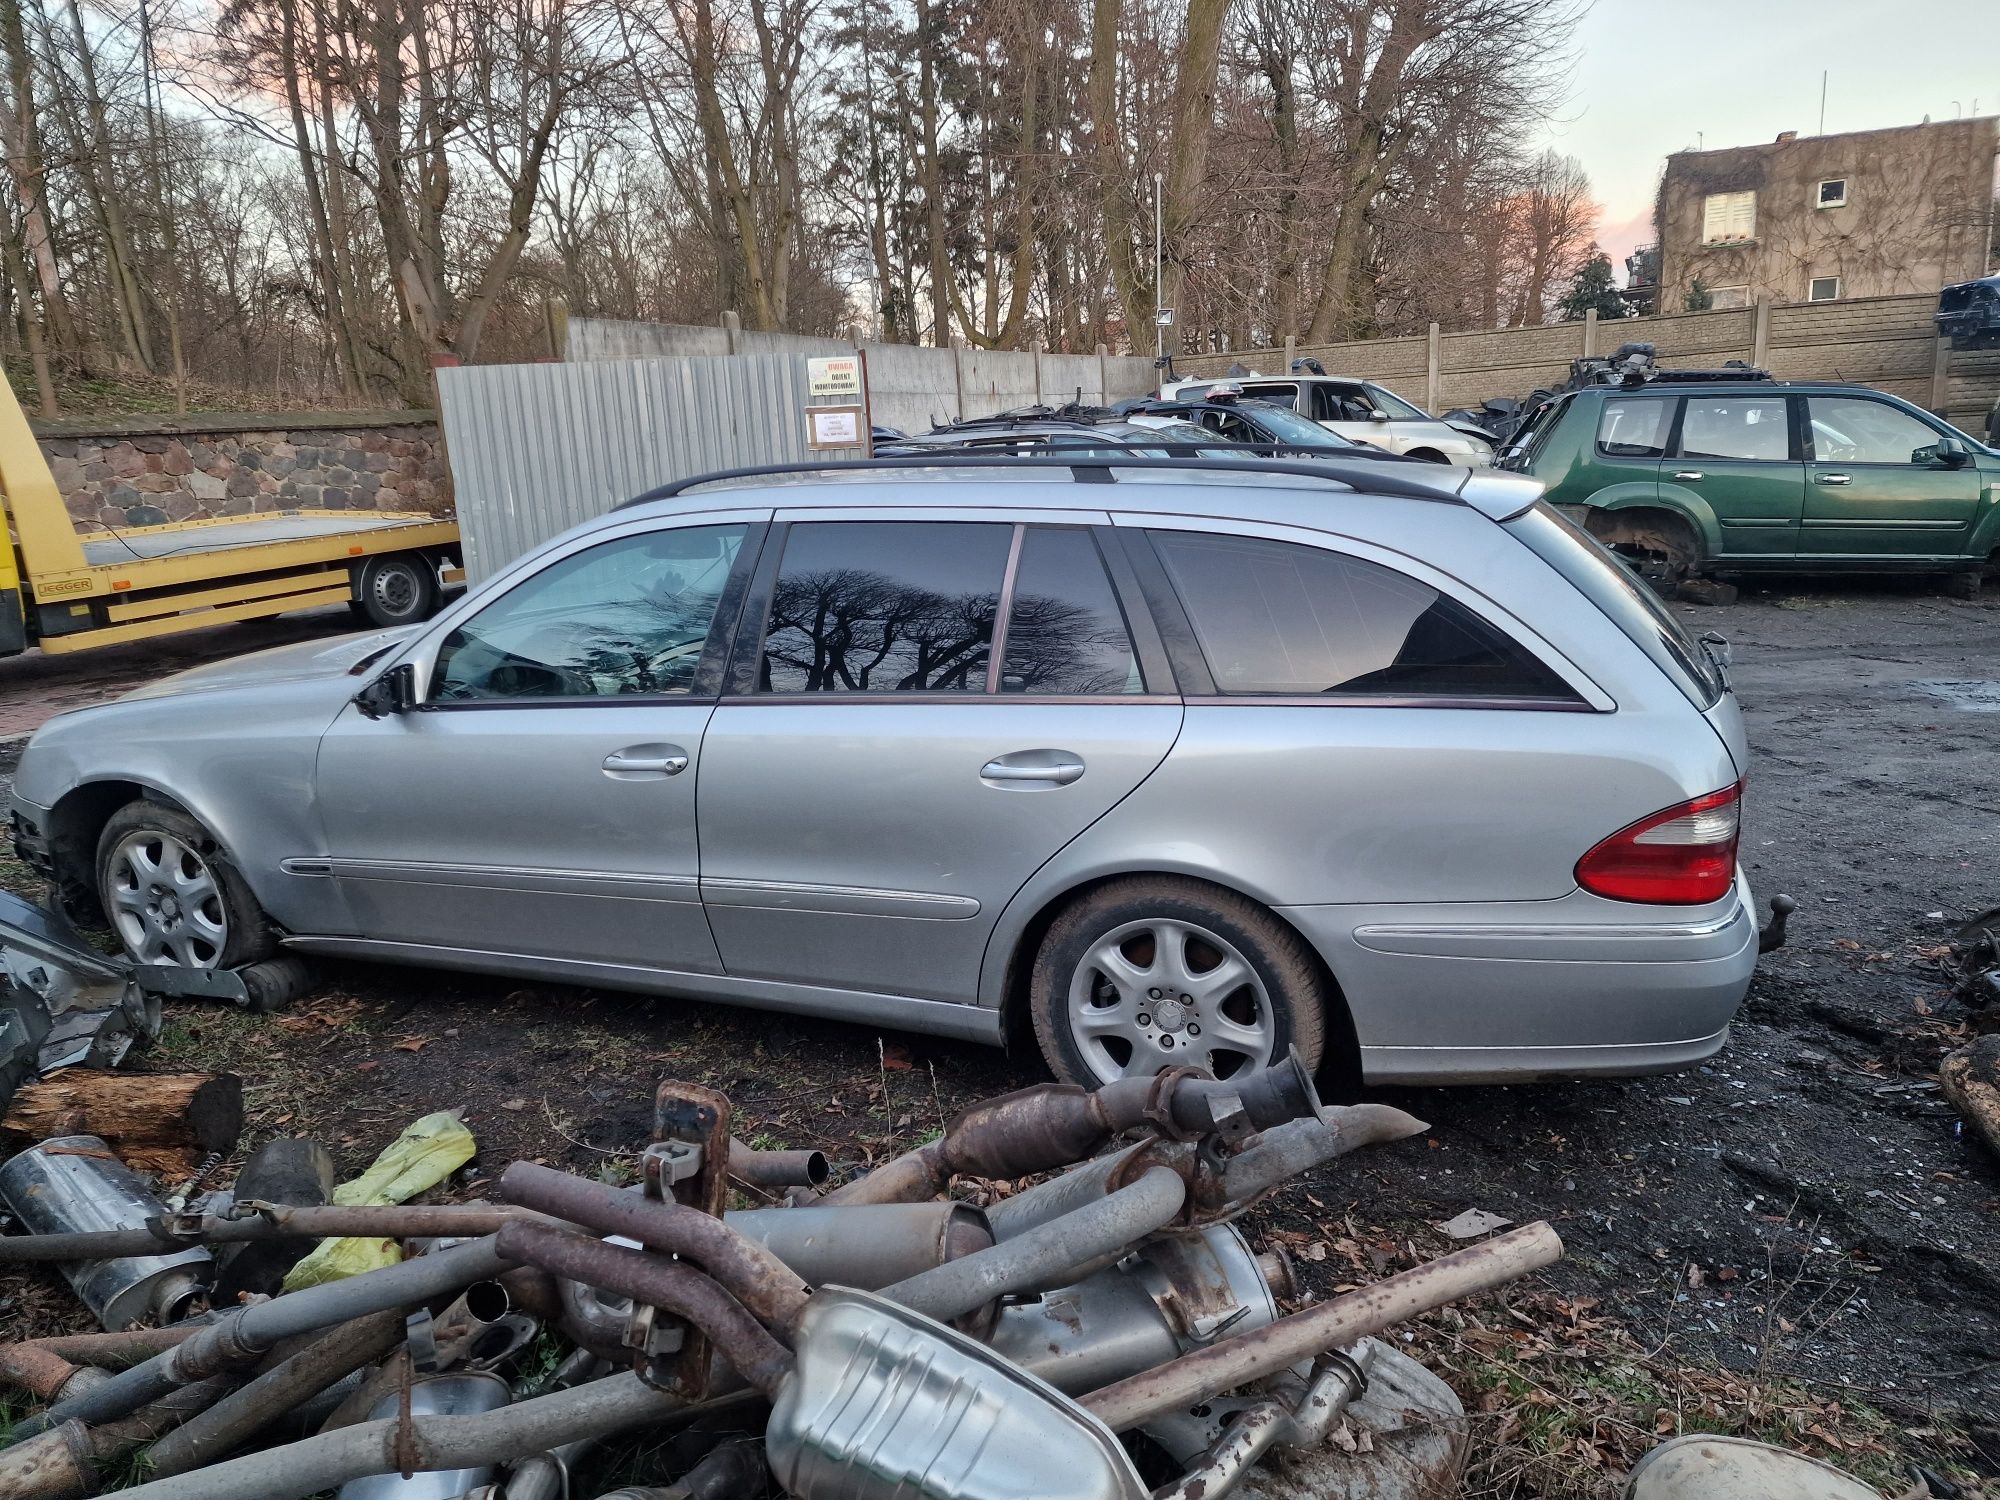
13;467;1759;1082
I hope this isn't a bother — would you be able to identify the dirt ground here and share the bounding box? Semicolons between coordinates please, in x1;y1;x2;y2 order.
0;581;1995;1496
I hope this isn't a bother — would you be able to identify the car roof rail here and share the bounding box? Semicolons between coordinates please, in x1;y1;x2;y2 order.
615;451;1471;510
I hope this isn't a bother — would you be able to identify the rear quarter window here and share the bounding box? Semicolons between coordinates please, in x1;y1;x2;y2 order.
1505;502;1723;708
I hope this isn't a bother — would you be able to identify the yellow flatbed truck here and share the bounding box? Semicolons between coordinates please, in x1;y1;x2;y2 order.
0;388;462;656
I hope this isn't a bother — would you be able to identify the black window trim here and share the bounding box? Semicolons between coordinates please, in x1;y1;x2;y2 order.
1136;525;1591;712
724;518;1163;703
1591;393;1681;461
415;518;770;713
1800;391;1953;467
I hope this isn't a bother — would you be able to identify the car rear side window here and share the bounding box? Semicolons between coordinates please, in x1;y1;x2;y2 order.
1596;397;1676;458
1678;396;1792;462
760;521;1011;693
1147;530;1577;701
1506;502;1723;708
433;523;747;702
1001;528;1144;694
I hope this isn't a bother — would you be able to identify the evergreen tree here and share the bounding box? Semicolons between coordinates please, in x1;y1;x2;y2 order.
1557;248;1628;321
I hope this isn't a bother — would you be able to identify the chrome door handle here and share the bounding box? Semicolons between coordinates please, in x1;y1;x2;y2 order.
980;757;1085;785
1815;472;1851;485
603;748;689;776
1672;470;1704;481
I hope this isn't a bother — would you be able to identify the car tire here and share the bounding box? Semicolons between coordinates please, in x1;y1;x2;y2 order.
354;553;439;628
95;802;276;970
1030;876;1327;1088
1943;571;1982;600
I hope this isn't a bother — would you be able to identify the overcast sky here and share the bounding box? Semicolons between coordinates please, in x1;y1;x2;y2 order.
1531;0;1999;280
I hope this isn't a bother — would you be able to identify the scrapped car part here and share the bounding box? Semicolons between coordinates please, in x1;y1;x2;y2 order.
727;1138;830;1189
881;1165;1187;1325
1081;1221;1563;1431
0;1200;531;1265
987;1223;1280;1394
493;1219;794;1397
0;1374;236;1500
983;1102;1427;1240
727;1200;995;1290
499;1163;810;1338
0;890;162;1091
1624;1434;1887;1500
1950;906;2000;1007
590;1438;768;1500
766;1285;1150;1500
16;1234;512;1441
144;1309;407;1478
0;1135;212;1331
335;1371;512;1500
825;1051;1326;1207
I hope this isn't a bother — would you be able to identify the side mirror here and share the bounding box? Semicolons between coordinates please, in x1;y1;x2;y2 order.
1368;409;1391;422
354;662;418;719
1920;435;1972;467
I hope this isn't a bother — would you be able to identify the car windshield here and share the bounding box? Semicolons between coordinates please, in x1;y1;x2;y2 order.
1363;384;1430;421
1238;402;1357;447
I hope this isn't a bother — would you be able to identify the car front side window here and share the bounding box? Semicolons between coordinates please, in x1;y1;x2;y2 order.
1147;530;1577;702
431;523;748;702
1806;396;1941;464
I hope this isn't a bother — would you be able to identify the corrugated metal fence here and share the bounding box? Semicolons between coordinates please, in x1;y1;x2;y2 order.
436;353;861;583
564;316;1157;439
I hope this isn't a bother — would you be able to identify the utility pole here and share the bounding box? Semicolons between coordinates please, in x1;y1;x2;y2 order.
1818;71;1827;135
1153;172;1165;365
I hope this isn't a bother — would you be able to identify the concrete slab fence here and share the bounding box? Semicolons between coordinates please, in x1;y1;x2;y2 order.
1173;294;2000;434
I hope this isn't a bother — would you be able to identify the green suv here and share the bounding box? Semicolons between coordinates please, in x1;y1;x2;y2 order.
1501;382;2000;597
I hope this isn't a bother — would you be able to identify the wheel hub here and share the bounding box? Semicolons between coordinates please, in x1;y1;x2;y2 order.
1067;916;1275;1084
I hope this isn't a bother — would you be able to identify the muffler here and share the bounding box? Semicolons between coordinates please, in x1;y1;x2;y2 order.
0;1136;211;1330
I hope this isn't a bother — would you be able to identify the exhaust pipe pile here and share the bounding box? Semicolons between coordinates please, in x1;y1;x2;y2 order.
0;1051;1559;1500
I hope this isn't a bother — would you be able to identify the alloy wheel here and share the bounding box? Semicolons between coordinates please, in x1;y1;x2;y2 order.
105;830;230;967
1066;917;1277;1084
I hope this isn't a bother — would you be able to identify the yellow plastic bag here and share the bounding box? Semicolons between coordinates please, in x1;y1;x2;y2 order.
280;1111;477;1292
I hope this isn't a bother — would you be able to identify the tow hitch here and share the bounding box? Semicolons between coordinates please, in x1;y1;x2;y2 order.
1758;893;1796;954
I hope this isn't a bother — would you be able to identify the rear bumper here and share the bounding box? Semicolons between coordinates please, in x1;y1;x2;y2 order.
1279;871;1759;1084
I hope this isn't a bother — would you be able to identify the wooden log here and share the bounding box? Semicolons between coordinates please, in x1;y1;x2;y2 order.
1940;1034;2000;1161
0;1071;243;1162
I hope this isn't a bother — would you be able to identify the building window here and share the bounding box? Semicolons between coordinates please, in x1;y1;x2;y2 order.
1809;277;1841;302
1817;179;1847;208
1701;190;1756;244
1709;285;1751;310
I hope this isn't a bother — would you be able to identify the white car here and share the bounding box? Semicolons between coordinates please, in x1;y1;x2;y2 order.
1166;374;1493;466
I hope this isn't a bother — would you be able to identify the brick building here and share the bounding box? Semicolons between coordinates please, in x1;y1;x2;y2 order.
1656;117;1998;312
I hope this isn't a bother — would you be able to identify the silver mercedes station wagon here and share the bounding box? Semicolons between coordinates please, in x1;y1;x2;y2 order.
11;455;1766;1090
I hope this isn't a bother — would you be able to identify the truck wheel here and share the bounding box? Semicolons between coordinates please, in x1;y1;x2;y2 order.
96;802;275;969
1029;876;1327;1088
355;553;439;628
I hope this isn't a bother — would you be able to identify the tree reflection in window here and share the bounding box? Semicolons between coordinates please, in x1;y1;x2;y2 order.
760;522;1012;692
1001;528;1143;694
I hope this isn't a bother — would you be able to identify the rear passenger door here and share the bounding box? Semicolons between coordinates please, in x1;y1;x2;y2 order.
1798;394;1981;557
1667;393;1803;558
695;516;1181;1005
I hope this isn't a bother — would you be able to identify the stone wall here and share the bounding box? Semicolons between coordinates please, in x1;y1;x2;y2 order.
29;411;448;531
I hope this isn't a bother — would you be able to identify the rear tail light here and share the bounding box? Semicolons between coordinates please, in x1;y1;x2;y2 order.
1575;783;1741;905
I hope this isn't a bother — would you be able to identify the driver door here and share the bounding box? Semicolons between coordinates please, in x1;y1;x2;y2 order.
313;517;765;975
1798;393;1982;557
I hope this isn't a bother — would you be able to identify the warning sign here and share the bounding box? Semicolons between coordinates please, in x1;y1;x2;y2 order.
806;355;862;399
